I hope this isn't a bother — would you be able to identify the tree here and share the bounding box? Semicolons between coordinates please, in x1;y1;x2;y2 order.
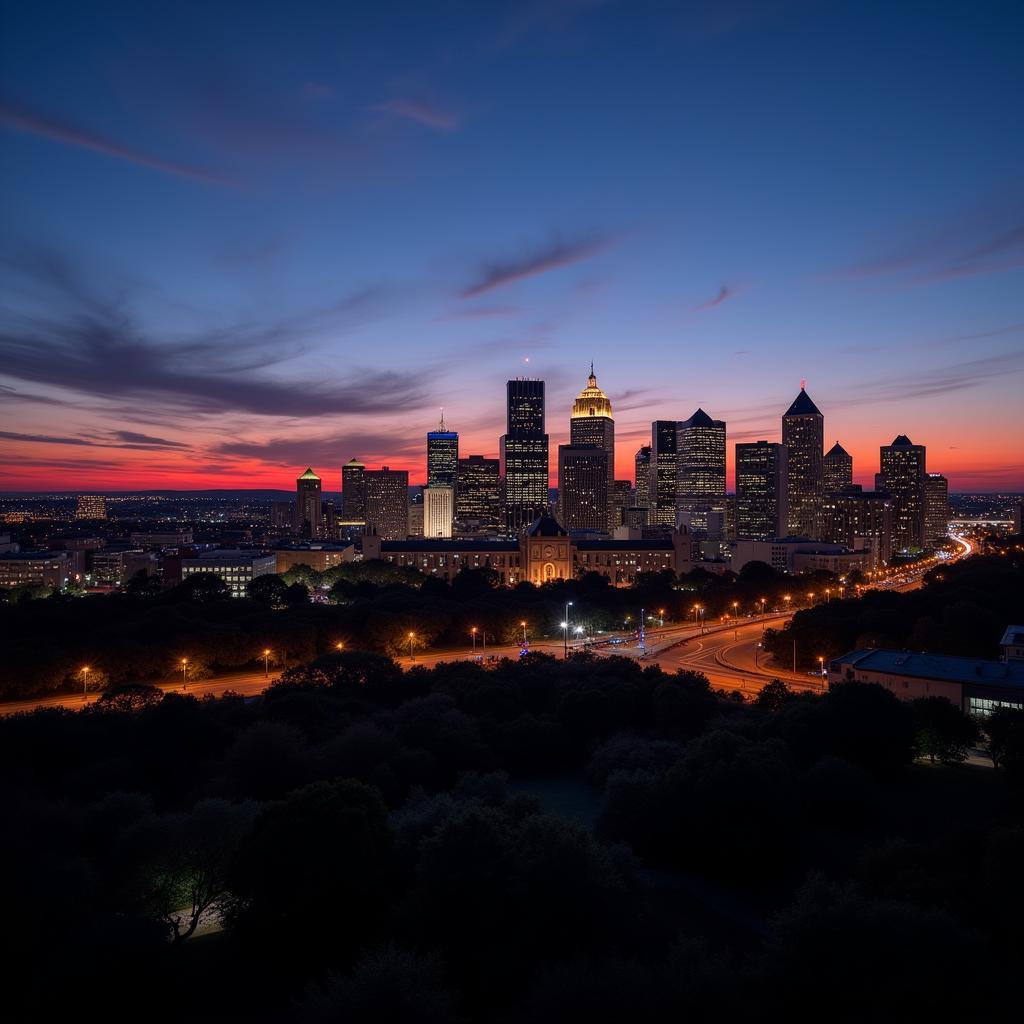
176;573;230;603
753;678;795;710
909;696;980;764
986;707;1024;783
247;574;288;607
738;560;780;585
126;569;162;597
121;798;257;942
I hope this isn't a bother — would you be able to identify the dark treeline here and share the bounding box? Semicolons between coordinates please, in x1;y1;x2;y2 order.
3;648;1023;1021
2;558;813;699
762;554;1024;670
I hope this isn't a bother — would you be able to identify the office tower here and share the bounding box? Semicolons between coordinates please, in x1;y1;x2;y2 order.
677;408;726;532
879;435;926;551
408;490;424;538
501;379;549;533
456;455;501;533
735;441;788;540
427;412;459;489
270;500;294;531
922;472;949;547
650;421;679;527
423;486;454;538
634;445;652;520
295;468;323;539
569;364;615;527
322;502;337;538
75;495;107;520
824;442;853;493
821;489;893;563
612;480;633;529
365;467;409;540
557;445;610;533
782;386;824;538
342;458;366;519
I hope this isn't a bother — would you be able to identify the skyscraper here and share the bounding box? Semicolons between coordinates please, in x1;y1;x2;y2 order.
879;435;926;551
295;468;323;539
735;442;788;540
557;445;610;533
612;480;633;529
365;467;409;541
677;408;726;532
782;386;824;538
824;442;853;493
501;379;549;534
569;364;615;528
634;445;652;520
341;458;366;521
423;486;454;538
427;412;459;489
455;455;501;534
650;421;679;527
75;495;107;520
922;472;949;548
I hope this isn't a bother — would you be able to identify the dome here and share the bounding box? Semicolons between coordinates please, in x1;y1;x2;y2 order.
570;363;613;420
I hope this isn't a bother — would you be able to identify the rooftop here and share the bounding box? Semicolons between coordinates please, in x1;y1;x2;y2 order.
832;649;1024;689
379;540;520;553
783;387;822;417
526;512;568;537
1000;625;1024;648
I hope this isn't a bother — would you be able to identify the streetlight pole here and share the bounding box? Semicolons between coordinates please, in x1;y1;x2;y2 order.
561;620;569;659
520;621;528;646
471;627;477;657
81;665;90;699
263;648;271;678
181;658;188;689
408;632;415;661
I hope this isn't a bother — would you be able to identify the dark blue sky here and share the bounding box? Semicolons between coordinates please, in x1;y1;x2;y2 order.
1;1;1022;490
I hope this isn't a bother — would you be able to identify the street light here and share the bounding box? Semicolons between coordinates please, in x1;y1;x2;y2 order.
561;620;569;658
263;648;271;678
818;655;825;677
81;665;90;699
471;626;478;656
408;632;416;661
574;624;584;649
181;657;188;689
335;641;344;653
659;607;665;626
520;620;528;645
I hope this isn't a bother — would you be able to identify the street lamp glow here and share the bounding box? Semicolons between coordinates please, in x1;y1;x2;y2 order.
181;657;189;688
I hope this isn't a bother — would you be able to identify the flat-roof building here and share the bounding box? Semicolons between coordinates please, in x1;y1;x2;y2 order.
180;550;276;598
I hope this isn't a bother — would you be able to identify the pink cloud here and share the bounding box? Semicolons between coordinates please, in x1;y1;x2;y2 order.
372;99;460;133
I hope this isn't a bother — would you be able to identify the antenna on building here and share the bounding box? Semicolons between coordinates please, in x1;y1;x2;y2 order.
800;377;807;390
438;407;446;431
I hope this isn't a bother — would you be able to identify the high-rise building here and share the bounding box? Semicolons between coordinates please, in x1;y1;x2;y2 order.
501;379;549;534
365;467;409;541
735;441;788;540
295;468;323;539
782;386;824;538
677;408;726;532
341;458;366;520
634;446;652;521
427;412;459;489
270;501;294;531
569;364;615;528
824;442;853;494
650;421;679;527
456;456;501;534
820;489;893;564
879;435;926;551
922;472;949;548
557;445;610;534
611;480;633;529
423;486;454;538
75;495;107;521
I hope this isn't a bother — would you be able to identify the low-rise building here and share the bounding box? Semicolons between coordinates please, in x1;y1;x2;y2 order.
731;537;875;575
89;549;159;587
275;543;356;573
1000;625;1024;663
0;551;73;589
362;513;693;586
828;647;1024;717
130;530;195;547
180;550;276;597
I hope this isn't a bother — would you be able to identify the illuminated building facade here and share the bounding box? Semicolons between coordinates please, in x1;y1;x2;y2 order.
782;387;824;539
75;495;107;520
341;459;367;521
634;445;651;521
423;485;454;538
295;468;323;539
735;441;788;540
879;434;926;550
364;466;409;540
501;379;549;534
568;364;615;529
922;472;949;547
650;420;679;527
824;442;853;494
557;445;610;534
456;455;501;534
677;408;726;532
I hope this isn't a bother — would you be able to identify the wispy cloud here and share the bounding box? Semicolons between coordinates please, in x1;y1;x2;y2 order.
215;431;423;469
460;233;614;298
372;99;461;133
692;285;736;312
433;305;521;323
0;96;232;186
0;429;188;451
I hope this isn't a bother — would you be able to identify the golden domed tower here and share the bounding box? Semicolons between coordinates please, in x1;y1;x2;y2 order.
561;363;616;533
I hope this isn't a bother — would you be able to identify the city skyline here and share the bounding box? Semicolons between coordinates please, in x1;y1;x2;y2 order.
2;3;1022;492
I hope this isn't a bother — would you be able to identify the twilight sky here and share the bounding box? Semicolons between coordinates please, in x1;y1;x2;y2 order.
1;0;1022;493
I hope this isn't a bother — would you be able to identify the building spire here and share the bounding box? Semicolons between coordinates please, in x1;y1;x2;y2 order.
438;407;446;432
588;360;596;386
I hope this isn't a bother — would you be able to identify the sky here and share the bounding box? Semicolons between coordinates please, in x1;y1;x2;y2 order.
1;0;1022;493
